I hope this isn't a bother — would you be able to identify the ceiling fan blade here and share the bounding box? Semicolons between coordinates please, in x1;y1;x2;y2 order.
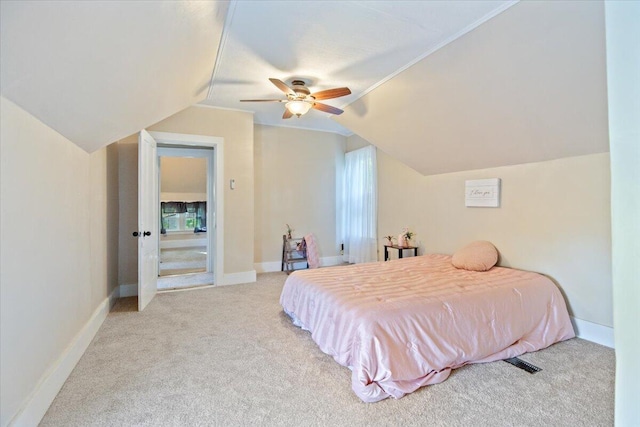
310;87;351;100
269;78;295;96
312;102;344;115
239;99;284;102
282;109;293;119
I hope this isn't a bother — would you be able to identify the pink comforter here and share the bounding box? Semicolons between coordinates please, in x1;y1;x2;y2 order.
280;254;575;402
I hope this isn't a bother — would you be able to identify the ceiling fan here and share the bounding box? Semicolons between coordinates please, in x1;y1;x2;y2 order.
240;78;351;119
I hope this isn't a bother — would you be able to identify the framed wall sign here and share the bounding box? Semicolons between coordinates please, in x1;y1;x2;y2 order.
465;178;501;207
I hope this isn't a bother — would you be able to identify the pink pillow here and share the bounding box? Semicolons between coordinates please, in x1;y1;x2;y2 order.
452;241;498;271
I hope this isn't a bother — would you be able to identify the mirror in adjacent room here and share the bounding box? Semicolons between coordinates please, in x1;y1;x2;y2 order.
159;155;208;278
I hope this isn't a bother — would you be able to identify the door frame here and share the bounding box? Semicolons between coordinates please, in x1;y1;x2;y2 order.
150;131;224;286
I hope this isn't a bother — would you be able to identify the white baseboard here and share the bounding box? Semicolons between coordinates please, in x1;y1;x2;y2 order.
222;270;257;286
254;260;282;273
9;287;119;427
254;256;344;273
571;316;614;348
119;283;138;297
320;256;343;267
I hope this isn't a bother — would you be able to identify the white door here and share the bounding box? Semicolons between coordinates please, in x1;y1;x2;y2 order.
138;130;159;311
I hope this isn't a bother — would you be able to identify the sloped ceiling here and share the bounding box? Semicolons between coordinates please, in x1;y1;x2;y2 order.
203;0;516;135
335;0;610;175
1;0;610;173
1;1;229;153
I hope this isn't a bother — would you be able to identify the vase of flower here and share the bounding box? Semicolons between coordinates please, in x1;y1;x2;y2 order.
399;228;415;247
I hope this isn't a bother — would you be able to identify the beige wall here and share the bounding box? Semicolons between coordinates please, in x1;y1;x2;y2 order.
117;106;254;285
372;146;612;328
160;156;207;200
254;125;345;264
0;97;118;426
117;134;139;286
89;143;120;307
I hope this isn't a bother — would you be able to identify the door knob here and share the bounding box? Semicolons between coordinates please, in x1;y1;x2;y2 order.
144;231;151;236
133;231;140;237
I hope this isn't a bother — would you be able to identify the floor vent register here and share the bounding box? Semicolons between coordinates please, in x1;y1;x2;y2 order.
504;357;542;374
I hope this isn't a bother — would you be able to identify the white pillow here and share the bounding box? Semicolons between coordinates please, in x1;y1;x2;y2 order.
451;241;498;272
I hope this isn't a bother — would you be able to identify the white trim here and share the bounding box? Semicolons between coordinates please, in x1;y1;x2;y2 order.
338;1;519;110
222;270;257;286
254;261;282;273
254;121;350;136
119;283;138;297
205;0;237;101
254;256;344;273
150;131;223;148
571;316;615;348
9;288;119;426
194;103;256;115
320;256;343;267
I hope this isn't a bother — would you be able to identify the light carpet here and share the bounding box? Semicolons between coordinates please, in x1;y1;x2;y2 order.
157;272;214;291
41;272;614;426
160;247;207;277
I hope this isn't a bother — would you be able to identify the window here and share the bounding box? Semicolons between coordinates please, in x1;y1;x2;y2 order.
341;145;377;263
161;202;206;233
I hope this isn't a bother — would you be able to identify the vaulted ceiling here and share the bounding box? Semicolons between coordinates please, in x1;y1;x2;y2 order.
335;0;610;175
1;1;230;153
202;0;515;135
1;1;609;175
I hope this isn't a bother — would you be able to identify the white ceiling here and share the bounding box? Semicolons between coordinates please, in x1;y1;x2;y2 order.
0;0;517;151
202;0;516;135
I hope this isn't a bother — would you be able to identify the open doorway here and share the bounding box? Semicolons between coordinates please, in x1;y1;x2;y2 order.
137;131;224;308
157;147;214;290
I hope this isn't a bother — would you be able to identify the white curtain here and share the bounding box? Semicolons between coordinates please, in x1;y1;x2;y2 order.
342;145;377;263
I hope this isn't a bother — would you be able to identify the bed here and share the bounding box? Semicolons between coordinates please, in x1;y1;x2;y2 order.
280;253;575;402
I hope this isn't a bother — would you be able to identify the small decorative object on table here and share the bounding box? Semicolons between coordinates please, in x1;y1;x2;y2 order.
398;227;415;248
383;235;395;246
285;223;293;240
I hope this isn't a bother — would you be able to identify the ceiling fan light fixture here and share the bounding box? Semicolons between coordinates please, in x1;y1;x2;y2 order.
285;100;312;117
240;78;350;119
